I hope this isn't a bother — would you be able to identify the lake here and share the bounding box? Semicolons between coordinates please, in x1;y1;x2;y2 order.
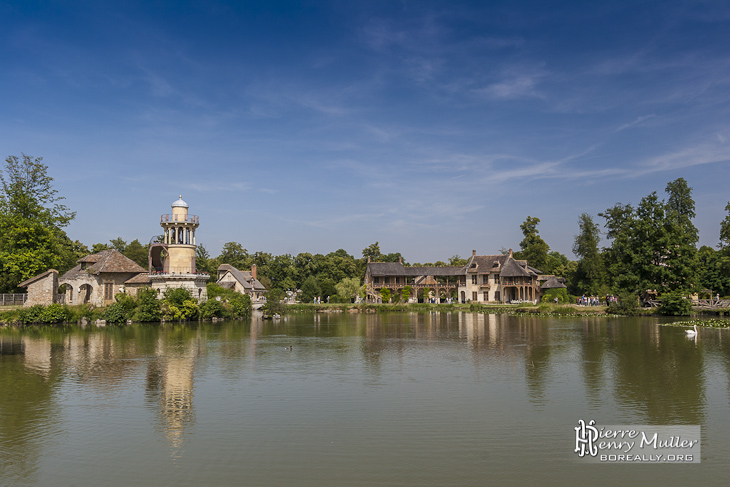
1;311;729;486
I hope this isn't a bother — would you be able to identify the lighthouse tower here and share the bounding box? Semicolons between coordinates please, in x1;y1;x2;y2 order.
149;196;209;301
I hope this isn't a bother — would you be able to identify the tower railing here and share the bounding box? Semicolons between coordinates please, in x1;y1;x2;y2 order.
150;266;210;276
160;214;199;223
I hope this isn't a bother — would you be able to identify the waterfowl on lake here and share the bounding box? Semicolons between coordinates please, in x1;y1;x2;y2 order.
685;324;698;337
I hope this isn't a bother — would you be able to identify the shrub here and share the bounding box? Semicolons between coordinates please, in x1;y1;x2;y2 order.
262;288;285;315
133;288;161;322
659;291;693;316
163;299;199;321
229;293;251;318
164;287;193;306
104;302;129;323
402;286;412;303
608;291;640;316
542;288;570;304
380;288;391;303
18;305;46;324
200;298;226;319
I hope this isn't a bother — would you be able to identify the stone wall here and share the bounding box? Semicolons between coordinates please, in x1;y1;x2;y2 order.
24;271;59;307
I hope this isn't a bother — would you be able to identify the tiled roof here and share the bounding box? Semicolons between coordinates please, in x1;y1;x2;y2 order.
62;249;146;279
217;264;267;291
19;269;58;288
124;273;151;284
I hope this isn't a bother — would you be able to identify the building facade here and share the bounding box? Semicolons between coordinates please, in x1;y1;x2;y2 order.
59;250;148;306
216;264;267;303
364;250;545;304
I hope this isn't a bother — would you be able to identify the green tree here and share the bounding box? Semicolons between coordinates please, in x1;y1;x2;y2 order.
572;213;605;294
720;202;730;251
599;202;636;292
600;180;701;297
448;255;468;266
320;278;337;300
516;216;549;271
0;154;76;291
218;242;251;270
663;178;699;292
195;244;212;274
335;277;361;302
300;275;321;303
109;237;127;253
698;246;730;297
124;239;148;268
362;242;382;262
91;242;111;253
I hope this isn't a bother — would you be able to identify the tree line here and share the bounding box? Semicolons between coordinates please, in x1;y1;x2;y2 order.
2;154;729;301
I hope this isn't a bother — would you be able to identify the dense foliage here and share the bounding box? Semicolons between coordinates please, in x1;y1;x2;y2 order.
0;154;77;292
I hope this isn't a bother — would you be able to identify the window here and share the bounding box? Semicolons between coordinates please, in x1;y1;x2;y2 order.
104;283;114;301
395;277;400;284
472;292;478;301
494;274;499;283
482;275;489;284
483;292;489;301
374;277;380;284
471;275;477;285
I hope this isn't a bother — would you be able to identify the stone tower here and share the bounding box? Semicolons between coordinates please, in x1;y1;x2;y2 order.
149;196;209;301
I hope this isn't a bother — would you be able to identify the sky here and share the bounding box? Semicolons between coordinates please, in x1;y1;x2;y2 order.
1;0;729;263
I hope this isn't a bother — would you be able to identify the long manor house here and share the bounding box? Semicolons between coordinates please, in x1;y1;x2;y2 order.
364;250;565;304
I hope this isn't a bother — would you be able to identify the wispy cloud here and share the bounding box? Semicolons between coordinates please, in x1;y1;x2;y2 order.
473;64;547;101
614;114;656;132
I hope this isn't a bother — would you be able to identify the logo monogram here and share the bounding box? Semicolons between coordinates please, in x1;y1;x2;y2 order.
575;419;599;457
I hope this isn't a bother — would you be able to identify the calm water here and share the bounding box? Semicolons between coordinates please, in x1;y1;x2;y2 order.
1;312;730;486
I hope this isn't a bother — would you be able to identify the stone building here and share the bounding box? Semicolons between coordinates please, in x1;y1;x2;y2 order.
148;196;210;301
460;250;542;303
19;269;60;307
363;259;464;303
216;264;267;303
364;249;544;304
59;250;147;306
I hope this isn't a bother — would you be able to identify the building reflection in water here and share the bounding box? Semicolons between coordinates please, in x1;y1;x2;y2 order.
145;326;200;452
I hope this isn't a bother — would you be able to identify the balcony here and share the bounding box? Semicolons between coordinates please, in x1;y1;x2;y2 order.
161;214;199;223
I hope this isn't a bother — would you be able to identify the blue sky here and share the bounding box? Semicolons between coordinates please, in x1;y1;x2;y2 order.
2;0;728;263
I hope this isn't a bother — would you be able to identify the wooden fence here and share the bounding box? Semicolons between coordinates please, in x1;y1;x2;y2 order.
0;294;27;306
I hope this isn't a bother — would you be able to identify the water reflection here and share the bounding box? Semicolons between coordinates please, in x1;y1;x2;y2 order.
145;325;203;451
1;313;729;486
0;333;62;486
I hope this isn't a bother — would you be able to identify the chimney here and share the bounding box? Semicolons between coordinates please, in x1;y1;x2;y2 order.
399;256;402;264
508;248;513;258
368;256;371;263
472;249;476;257
251;264;257;280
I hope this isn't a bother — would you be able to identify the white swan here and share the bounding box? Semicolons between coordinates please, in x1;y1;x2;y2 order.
685;324;698;337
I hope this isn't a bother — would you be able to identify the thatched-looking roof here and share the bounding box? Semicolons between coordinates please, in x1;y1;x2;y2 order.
366;262;463;277
540;276;566;289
